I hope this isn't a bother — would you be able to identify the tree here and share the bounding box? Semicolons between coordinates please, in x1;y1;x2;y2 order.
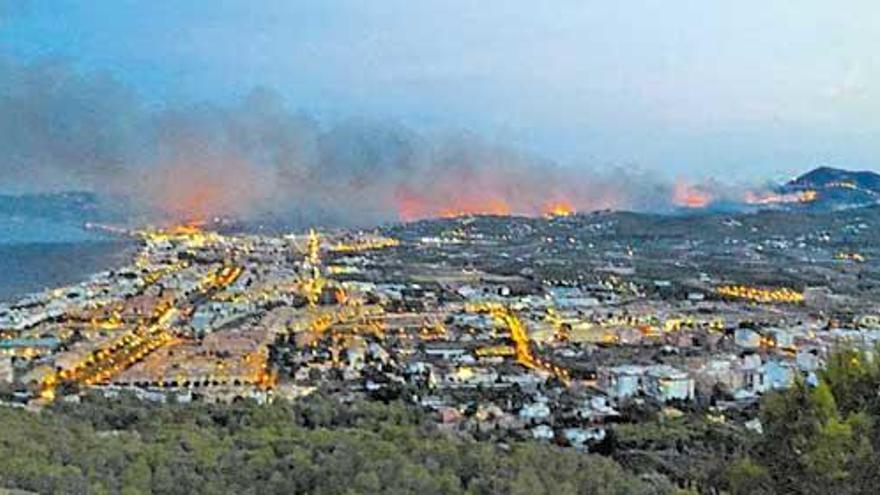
821;348;880;415
755;368;877;494
120;457;152;495
724;458;772;495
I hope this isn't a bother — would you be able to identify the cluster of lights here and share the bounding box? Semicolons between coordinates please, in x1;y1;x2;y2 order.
715;285;804;303
329;236;400;253
466;302;571;385
40;263;244;401
40;306;178;398
138;223;221;248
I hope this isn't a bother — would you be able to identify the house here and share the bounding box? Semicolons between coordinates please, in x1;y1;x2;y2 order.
739;356;796;393
0;357;12;383
423;344;469;361
693;356;743;396
519;401;551;420
441;366;497;388
575;395;620;422
768;328;795;349
549;287;600;309
500;372;545;390
739;354;765;394
532;424;555;441
687;292;705;302
643;365;695;402
796;350;822;372
735;328;761;349
762;360;795;390
598;365;644;398
562;427;606;448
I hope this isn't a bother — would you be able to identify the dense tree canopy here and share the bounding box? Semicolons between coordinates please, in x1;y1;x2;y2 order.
0;394;671;495
727;347;880;495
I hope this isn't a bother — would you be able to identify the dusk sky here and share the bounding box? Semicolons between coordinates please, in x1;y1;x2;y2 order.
1;1;879;182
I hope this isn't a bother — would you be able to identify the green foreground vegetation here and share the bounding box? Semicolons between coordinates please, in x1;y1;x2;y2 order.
1;347;880;494
726;348;880;494
0;394;670;495
604;347;880;494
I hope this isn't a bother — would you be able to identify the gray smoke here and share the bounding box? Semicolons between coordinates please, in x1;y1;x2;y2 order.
0;58;767;226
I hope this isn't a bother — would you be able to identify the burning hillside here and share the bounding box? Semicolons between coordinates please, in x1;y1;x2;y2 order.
395;179;584;221
395;187;512;221
0;60;712;225
543;201;575;217
672;181;712;209
744;189;818;205
3;60;877;226
388;158;651;221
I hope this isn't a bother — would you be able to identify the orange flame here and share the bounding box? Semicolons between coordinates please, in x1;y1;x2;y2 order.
143;152;271;224
744;189;818;205
672;181;712;208
167;221;204;235
438;197;511;218
395;186;514;221
543;201;574;217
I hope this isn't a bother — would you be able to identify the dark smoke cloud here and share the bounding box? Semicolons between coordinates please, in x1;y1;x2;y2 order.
0;58;769;226
0;58;146;192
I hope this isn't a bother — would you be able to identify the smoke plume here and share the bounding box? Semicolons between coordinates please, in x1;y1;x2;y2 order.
0;58;782;226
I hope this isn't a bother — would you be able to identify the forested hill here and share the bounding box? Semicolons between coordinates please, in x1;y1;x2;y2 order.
0;394;669;495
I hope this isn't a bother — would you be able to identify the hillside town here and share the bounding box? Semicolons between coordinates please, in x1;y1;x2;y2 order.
2;205;880;452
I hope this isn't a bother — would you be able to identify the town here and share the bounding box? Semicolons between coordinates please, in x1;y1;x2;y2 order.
2;204;879;454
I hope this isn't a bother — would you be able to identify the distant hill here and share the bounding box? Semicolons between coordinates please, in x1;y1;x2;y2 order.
782;166;880;210
0;191;133;244
789;166;880;191
0;191;113;223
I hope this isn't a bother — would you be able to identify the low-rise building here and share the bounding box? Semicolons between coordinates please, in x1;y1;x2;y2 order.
643;365;695;402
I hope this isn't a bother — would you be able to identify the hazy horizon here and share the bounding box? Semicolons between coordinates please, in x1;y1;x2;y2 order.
1;1;878;222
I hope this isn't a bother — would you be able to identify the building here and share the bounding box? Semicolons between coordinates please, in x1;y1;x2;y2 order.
734;328;761;349
0;357;12;383
598;365;644;399
643;365;695;402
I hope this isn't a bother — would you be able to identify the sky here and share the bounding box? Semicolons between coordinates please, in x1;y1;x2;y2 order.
1;0;879;183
